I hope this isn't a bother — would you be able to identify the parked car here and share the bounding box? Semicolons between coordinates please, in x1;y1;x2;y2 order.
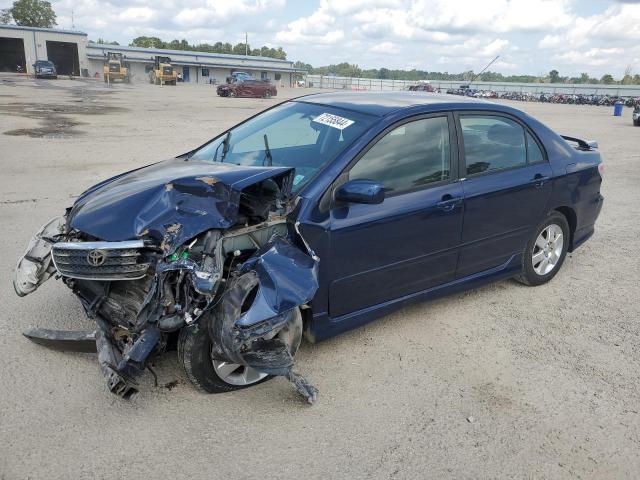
217;76;277;98
33;60;57;79
409;81;434;92
633;105;640;126
14;92;603;403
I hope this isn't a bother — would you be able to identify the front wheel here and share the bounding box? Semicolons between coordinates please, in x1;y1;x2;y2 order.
178;307;303;393
515;212;569;286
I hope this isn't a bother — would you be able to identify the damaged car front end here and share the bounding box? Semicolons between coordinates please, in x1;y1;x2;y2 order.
14;159;319;402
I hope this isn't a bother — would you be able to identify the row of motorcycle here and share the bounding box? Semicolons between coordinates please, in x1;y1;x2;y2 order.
445;88;640;107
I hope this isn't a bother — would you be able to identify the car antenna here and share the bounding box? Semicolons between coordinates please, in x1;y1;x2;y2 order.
263;134;273;166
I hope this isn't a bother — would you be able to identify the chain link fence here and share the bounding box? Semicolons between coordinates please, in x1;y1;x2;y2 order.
305;74;640;97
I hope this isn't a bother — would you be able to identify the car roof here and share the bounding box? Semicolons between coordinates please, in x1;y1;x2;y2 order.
294;91;491;117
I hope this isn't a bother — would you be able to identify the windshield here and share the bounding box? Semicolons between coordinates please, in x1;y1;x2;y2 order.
189;101;376;191
36;61;53;67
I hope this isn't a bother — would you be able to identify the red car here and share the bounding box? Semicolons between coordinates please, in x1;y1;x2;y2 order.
408;82;435;92
217;77;277;98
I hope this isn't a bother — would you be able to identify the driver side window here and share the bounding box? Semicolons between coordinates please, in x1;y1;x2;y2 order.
349;116;451;195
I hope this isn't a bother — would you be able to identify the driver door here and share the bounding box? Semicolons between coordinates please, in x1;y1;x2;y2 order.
327;114;464;318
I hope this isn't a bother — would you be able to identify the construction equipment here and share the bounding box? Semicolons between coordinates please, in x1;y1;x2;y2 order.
149;56;177;85
103;52;130;83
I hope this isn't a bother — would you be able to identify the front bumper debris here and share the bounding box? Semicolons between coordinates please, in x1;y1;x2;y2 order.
13;216;65;296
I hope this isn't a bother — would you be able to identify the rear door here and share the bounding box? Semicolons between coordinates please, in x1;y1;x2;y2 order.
455;113;553;278
327;113;464;318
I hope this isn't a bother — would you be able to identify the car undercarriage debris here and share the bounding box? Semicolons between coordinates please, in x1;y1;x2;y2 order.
15;161;320;404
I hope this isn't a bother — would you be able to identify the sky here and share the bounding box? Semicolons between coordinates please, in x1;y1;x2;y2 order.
3;0;640;77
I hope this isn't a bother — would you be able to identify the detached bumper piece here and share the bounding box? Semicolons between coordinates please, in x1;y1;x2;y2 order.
23;328;97;353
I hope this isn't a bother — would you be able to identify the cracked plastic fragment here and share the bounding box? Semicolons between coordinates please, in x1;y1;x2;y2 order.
13;216;65;296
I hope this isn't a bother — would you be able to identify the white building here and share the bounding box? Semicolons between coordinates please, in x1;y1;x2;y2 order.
0;24;89;75
85;43;302;85
0;24;304;84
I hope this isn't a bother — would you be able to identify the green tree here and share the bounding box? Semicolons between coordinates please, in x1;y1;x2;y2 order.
130;36;164;48
548;69;560;83
232;42;248;55
293;61;313;71
8;0;56;27
600;74;615;84
0;8;12;23
95;38;119;45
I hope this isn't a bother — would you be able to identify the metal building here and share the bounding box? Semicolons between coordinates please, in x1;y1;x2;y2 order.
86;43;302;85
0;24;89;75
0;24;303;84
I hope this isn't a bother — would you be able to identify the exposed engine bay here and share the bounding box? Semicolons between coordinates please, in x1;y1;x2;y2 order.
13;160;319;403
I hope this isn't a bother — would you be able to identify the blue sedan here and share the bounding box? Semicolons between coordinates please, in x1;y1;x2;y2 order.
14;92;603;402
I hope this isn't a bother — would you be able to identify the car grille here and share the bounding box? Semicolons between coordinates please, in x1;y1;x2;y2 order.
52;240;150;281
109;64;120;72
163;67;173;75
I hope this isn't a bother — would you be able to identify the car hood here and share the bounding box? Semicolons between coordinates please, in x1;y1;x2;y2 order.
68;158;294;252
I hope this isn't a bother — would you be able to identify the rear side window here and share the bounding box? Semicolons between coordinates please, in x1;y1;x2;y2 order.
349;116;450;194
526;131;545;164
460;115;527;175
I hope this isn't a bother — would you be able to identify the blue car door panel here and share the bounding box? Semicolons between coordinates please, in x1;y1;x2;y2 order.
455;113;553;278
329;182;464;317
457;164;553;278
326;114;463;318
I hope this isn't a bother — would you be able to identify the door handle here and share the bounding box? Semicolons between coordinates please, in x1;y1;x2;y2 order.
531;174;550;188
436;196;462;212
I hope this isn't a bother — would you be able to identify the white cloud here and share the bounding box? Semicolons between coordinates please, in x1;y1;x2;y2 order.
370;41;400;54
28;0;640;77
275;9;345;45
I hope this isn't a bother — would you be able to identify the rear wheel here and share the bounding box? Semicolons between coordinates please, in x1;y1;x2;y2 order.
264;90;272;99
515;211;569;286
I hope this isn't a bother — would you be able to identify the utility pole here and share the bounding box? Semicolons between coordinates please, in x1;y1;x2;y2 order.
71;8;75;30
245;32;248;56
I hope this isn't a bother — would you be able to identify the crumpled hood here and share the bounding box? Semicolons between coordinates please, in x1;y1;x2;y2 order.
68;158;294;252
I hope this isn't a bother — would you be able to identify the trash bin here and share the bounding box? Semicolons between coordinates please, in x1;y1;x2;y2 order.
613;101;624;116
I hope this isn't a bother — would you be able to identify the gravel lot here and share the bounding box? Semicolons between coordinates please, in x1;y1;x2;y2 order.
1;74;638;480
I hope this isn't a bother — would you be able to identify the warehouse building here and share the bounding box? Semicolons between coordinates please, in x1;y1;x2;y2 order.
0;24;88;75
0;24;303;84
85;43;302;85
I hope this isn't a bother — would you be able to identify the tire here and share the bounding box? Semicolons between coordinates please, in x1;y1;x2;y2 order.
264;91;272;99
228;91;236;97
515;211;570;286
634;119;639;127
178;306;302;393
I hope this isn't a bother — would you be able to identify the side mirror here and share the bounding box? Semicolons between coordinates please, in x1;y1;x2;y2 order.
335;179;385;205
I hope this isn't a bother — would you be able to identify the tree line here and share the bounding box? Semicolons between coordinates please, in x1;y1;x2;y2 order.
128;37;287;60
294;62;640;86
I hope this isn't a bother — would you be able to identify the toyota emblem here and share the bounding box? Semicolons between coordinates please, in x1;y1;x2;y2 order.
87;249;107;266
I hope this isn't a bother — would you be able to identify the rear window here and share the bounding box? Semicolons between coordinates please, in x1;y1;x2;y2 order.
460;115;527;175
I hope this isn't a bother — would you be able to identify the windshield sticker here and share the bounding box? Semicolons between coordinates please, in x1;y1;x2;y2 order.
313;112;354;130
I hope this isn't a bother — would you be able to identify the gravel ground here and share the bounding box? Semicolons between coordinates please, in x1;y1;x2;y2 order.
0;74;638;480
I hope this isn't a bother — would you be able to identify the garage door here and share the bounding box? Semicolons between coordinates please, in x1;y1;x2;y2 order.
46;40;79;75
0;37;26;72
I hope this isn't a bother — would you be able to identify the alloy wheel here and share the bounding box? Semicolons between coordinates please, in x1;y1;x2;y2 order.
532;223;564;275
